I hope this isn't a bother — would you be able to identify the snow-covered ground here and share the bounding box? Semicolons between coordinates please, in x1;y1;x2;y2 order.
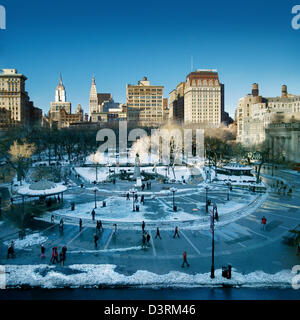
75;165;201;183
47;187;257;224
4;233;47;250
3;264;295;289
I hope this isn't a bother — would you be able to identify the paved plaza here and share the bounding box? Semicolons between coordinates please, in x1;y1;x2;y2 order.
0;167;300;288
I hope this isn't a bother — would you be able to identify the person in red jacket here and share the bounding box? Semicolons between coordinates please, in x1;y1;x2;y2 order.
50;247;59;264
181;251;190;268
261;216;267;231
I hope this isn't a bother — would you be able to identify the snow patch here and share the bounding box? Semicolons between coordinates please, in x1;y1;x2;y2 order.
4;233;47;250
4;264;295;289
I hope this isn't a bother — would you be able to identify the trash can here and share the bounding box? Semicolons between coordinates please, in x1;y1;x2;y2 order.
136;205;139;212
222;266;228;278
173;205;177;212
71;203;75;211
102;201;106;207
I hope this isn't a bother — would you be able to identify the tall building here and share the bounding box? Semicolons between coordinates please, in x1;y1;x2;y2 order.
236;83;300;146
184;70;224;126
126;77;164;127
49;74;71;122
0;69;42;126
168;82;185;123
89;76;122;122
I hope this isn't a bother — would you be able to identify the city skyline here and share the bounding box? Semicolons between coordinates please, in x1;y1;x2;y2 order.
1;0;300;118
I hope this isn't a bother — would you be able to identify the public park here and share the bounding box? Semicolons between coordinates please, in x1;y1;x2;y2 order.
0;127;300;290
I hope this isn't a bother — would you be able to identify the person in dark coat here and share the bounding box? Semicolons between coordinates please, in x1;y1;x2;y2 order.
173;226;180;238
142;221;145;234
7;241;15;259
79;218;82;231
146;233;151;245
155;227;162;239
40;245;46;259
142;234;146;249
94;234;99;248
91;209;95;221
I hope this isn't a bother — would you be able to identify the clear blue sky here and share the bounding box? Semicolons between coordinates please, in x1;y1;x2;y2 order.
0;0;300;118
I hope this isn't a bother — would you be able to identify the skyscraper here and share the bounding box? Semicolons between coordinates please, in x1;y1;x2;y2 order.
184;70;224;126
126;77;164;127
0;69;42;126
49;74;71;122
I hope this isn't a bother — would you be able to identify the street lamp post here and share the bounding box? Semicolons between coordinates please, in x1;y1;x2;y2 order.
210;209;215;279
96;163;98;182
170;187;177;211
94;188;97;209
130;188;137;212
205;186;209;213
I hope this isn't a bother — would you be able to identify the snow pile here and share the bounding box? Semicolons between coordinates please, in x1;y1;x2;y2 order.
4;264;295;289
4;233;47;249
75;167;109;183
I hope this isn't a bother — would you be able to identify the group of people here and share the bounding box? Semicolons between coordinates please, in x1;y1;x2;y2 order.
49;245;67;266
141;221;190;267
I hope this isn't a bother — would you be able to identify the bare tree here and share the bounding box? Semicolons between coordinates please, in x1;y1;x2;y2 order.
8;140;36;184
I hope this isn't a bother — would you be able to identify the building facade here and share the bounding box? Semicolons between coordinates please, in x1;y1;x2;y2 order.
89;76;124;123
0;69;42;126
168;82;185;123
169;70;226;126
184;70;224;126
236;84;300;146
126;77;164;127
266;122;300;163
49;74;72;122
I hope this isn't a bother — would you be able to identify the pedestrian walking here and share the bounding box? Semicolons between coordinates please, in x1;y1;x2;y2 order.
135;194;138;203
126;192;130;200
79;218;82;231
261;216;267;231
62;245;67;261
40;245;46;259
155;227;162;239
92;209;95;221
141;195;145;204
181;251;190;268
94;233;99;248
50;247;59;264
146;233;151;246
173;226;180;238
99;220;103;232
59;250;65;266
113;223;117;236
59;218;64;231
7;241;15;259
96;221;100;234
51;215;55;223
142;234;146;249
142;221;145;234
